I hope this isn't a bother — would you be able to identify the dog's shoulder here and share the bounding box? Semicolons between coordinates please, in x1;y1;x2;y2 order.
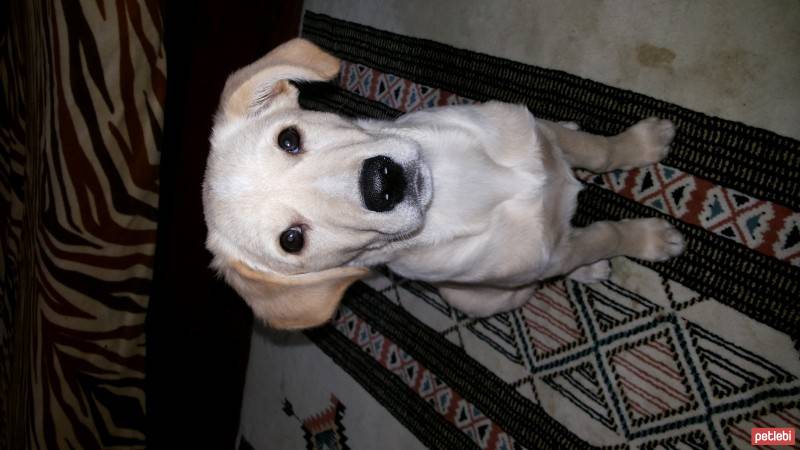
395;100;533;128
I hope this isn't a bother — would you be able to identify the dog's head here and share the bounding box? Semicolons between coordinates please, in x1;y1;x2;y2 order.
203;39;432;329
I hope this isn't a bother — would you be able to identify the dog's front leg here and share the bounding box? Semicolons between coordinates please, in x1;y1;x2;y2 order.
539;117;676;172
543;218;685;280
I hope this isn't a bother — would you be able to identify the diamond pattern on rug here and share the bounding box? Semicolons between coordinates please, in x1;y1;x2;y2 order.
454;401;493;447
686;322;796;400
418;371;453;414
373;73;405;109
630;166;696;218
466;314;526;367
404;82;443;111
521;280;587;360
586;281;663;333
699;186;776;247
385;345;421;388
607;329;697;428
356;322;386;360
542;361;617;432
343;62;373;98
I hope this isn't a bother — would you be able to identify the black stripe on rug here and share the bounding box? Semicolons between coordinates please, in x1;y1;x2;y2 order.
302;11;800;212
304;323;482;450
337;282;592;449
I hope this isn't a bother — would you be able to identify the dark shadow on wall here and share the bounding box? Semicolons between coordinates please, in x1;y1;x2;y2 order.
146;1;304;448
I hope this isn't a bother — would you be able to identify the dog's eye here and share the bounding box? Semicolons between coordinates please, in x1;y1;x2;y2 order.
277;127;301;154
279;226;304;253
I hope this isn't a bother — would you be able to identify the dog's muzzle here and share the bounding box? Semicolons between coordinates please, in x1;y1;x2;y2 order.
359;156;407;212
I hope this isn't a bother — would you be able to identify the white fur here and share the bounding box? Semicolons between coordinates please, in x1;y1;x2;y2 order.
202;39;685;328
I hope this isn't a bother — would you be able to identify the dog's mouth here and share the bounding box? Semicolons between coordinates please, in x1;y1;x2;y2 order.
409;160;433;209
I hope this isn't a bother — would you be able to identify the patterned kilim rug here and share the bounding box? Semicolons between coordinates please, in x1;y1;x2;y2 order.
238;11;800;450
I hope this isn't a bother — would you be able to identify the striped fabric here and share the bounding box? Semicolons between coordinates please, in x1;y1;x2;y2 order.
1;1;164;448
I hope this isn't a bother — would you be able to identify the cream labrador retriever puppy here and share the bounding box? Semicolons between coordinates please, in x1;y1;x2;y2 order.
203;39;684;329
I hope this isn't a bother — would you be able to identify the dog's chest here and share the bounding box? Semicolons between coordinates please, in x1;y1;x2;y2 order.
371;103;579;286
390;142;555;284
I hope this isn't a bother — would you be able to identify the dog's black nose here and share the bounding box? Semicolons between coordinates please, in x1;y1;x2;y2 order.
360;156;407;212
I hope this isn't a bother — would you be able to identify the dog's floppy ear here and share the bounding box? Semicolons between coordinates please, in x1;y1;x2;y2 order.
219;38;340;120
220;260;368;330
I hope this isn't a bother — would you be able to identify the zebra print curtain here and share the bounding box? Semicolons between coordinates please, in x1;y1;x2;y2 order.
1;0;164;448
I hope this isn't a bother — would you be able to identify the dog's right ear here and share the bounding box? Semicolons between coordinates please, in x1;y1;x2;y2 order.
218;260;369;330
219;38;340;120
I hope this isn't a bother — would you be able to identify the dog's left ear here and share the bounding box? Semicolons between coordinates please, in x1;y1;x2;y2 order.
219;38;340;120
220;261;368;330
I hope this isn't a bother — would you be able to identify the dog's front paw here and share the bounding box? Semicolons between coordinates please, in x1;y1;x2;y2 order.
624;218;685;262
612;117;676;169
